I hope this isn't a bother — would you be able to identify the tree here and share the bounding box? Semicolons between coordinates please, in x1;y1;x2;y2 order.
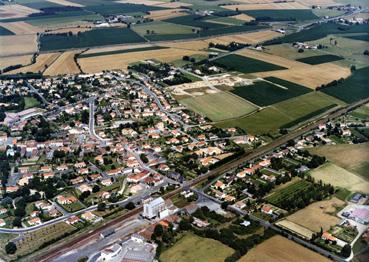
221;201;229;210
12;217;22;228
92;185;100;193
125;202;135;210
340;244;351;258
97;202;106;211
153;224;164;238
5;242;17;254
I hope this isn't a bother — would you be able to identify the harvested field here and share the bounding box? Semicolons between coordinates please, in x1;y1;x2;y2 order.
231;13;254;22
276;220;314;239
44;51;81;76
223;2;308;11
0;55;32;70
159;40;208;51
46;26;93;35
8;53;61;74
204;30;281;45
309;163;369;194
239;235;330;262
146;9;186;20
296;0;338;6
283;197;344;232
47;0;84;7
309;143;369;180
79;48;207;72
83;43;153;54
117;0;192;8
255;63;351;89
0;22;41;35
0;4;39;20
0;34;37;57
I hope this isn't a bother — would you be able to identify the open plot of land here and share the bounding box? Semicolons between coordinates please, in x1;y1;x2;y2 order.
47;0;84;7
179;91;257;122
79;47;207;72
0;21;41;35
85;3;168;16
145;8;186;20
309;143;369;180
44;51;81;76
160;233;234;262
0;34;37;57
309;163;369;194
224;2;308;11
0;26;14;36
204;30;281;45
79;46;169;59
296;54;344;65
230;13;254;22
0;55;33;70
217;91;343;134
24;12;102;28
0;4;39;20
8;53;62;74
239;235;330;262
243;9;318;21
213;54;286;74
133;21;197;36
284;197;344;232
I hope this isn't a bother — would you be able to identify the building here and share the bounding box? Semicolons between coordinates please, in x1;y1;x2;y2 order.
142;197;167;219
100;243;122;261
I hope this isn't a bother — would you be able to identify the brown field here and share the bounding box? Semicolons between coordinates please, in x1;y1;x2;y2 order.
254;62;351;89
284;197;344;232
224;2;308;11
206;30;282;46
0;34;37;57
231;13;254;22
117;0;192;8
239;235;331;262
155;2;192;8
0;4;39;20
146;9;186;20
8;53;61;74
296;0;338;6
276;220;314;239
83;43;154;55
44;51;81;76
159;40;208;51
47;0;84;7
79;48;207;73
0;22;41;35
0;55;33;70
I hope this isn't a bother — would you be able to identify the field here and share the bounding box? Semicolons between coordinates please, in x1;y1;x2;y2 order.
8;53;62;74
212;54;286;74
179;91;257;122
230;78;311;106
243;9;318;21
0;21;40;35
0;4;39;20
0;34;37;57
79;46;169;59
44;51;81;76
239;235;331;262
40;28;146;51
296;54;344;65
47;0;84;7
0;55;33;70
204;30;282;45
217;92;343;134
145;8;186;20
85;3;167;16
24;97;40;109
223;2;308;11
160;233;234;262
322;66;369;103
309;163;369;194
133;21;197;37
0;26;14;36
283;197;344;232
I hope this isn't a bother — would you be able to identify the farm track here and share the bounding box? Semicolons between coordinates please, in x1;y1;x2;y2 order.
35;96;369;262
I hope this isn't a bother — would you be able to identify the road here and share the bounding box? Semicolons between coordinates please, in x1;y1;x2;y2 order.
25;81;50;106
88;97;107;145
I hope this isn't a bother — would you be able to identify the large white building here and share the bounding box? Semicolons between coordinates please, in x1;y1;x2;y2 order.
142;197;167;219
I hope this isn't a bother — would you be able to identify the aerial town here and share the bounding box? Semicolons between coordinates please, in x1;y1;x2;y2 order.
0;0;368;262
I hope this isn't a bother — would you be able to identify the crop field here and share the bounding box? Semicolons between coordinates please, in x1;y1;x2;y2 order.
85;3;168;16
244;9;318;21
283;197;344;232
309;162;369;194
350;103;369;119
159;40;208;51
296;54;344;65
160;233;234;262
8;53;62;74
322;66;369;103
40;28;146;51
0;4;39;20
79;46;169;58
24;12;102;28
133;21;197;37
212;54;286;74
204;30;281;45
0;34;37;57
0;26;14;36
179;91;257;122
145;8;186;20
0;21;40;35
44;51;81;76
230;78;311;106
217;91;342;135
47;0;84;7
0;55;33;70
223;2;308;11
343;33;369;42
239;235;331;262
309;143;369;180
230;13;254;22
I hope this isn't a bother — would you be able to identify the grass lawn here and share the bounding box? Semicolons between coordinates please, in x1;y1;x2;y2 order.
296;54;344;65
212;54;286;74
179;91;257;122
217;92;343;134
160;233;234;262
24;97;40;109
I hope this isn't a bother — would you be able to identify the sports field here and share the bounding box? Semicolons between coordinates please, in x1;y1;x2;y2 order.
179;92;257;122
160;233;234;262
309;163;369;194
239;235;330;262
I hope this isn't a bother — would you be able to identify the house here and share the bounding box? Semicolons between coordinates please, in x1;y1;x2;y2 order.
98;191;111;199
0;219;6;227
106;168;122;176
127;170;150;183
56;195;78;205
74;162;86;169
261;205;273;215
214;180;226;190
71;176;84;185
81;211;100;223
0;208;7;215
35;200;53;211
28;217;41;226
78;184;92;193
66;215;80;225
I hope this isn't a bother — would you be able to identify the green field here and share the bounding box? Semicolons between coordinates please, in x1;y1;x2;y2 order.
165;15;226;30
350;104;369;120
179;92;257;122
24;97;40;109
85;3;167;16
0;26;15;36
296;54;344;65
40;28;146;51
217;92;343;134
243;9;318;21
343;33;369;42
265;180;313;208
160;233;234;262
231;77;311;106
212;54;286;74
133;21;198;36
322;66;369;103
79;46;169;58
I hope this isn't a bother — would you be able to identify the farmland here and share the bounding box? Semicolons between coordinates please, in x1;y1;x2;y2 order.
204;30;282;45
40;28;146;51
0;34;37;57
243;9;318;21
44;51;81;76
85;3;168;16
212;54;286;74
179;92;257;122
239;235;331;262
160;233;234;262
296;54;344;65
230;78;311;106
78;46;168;59
8;53;61;74
0;26;14;36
